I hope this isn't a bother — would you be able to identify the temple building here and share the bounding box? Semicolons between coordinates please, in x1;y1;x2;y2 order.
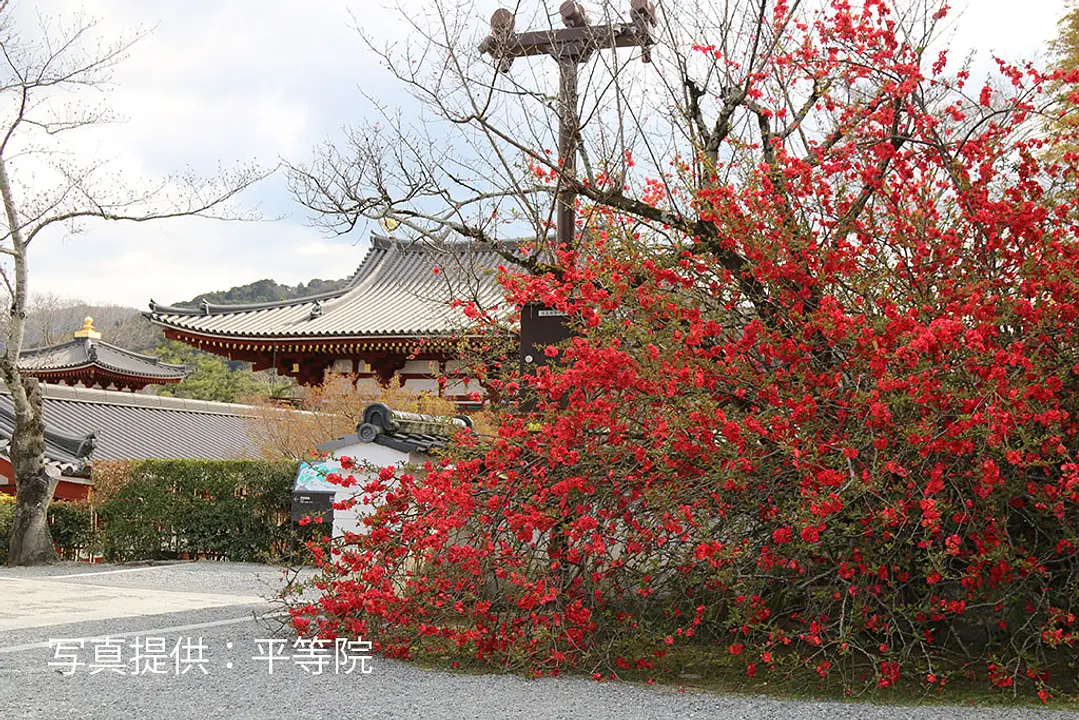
0;384;265;501
1;317;228;500
19;317;188;391
146;236;512;402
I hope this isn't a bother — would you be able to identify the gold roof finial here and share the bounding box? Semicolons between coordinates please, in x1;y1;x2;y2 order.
73;316;101;340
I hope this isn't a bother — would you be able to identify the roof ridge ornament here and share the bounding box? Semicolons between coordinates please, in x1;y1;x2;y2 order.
73;316;101;340
353;403;473;450
378;215;399;234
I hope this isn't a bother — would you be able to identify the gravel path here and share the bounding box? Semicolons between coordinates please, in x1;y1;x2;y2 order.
0;562;1075;720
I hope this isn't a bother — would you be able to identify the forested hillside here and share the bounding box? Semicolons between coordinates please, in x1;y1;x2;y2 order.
8;275;349;403
172;276;349;309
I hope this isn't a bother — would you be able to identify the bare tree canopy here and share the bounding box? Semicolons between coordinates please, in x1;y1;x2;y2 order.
290;1;971;265
0;4;269;566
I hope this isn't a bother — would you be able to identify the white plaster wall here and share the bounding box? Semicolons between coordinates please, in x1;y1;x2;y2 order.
295;441;412;538
402;377;440;393
402;359;438;374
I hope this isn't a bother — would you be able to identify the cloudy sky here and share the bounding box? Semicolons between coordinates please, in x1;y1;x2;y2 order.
6;0;1071;309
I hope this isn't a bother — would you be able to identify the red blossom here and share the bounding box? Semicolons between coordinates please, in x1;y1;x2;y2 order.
282;4;1079;701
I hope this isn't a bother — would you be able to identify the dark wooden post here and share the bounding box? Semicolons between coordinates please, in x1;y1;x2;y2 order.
556;56;579;249
479;2;657;390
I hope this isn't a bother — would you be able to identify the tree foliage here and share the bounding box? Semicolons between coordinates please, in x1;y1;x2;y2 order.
172;276;350;310
289;0;1079;700
1048;1;1079;152
152;340;270;404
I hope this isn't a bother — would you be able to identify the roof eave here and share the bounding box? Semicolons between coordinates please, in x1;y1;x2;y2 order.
156;325;487;344
26;364;188;383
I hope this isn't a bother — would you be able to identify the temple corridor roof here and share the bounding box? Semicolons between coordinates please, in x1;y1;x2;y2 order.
0;384;261;464
0;397;94;475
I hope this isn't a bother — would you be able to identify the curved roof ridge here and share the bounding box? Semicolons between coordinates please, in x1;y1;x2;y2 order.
95;341;188;371
320;240;394;314
147;284;353;316
145;233;520;340
145;234;521;319
19;337;82;356
146;238;394;318
89;361;187;380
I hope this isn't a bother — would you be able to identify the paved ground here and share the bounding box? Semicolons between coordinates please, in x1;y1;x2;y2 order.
0;562;1076;720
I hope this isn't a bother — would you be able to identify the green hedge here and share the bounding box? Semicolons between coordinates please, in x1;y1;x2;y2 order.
0;494;12;563
48;500;94;560
96;459;298;562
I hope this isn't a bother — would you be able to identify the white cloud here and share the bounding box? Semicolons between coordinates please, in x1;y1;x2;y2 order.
950;1;1063;63
294;239;350;257
4;0;1071;310
28;217;369;307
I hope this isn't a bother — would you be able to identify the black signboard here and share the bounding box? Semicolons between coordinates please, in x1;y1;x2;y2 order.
519;303;571;371
519;303;573;411
291;491;334;524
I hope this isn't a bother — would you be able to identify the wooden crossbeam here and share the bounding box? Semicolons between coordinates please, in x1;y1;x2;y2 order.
481;22;651;62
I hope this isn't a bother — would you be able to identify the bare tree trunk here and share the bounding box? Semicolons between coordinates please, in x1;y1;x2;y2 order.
6;376;56;565
0;11;263;564
0;152;54;566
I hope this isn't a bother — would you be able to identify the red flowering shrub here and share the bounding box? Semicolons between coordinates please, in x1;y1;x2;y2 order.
289;1;1079;698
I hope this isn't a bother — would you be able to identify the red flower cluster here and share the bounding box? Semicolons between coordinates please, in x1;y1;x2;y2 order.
288;1;1079;699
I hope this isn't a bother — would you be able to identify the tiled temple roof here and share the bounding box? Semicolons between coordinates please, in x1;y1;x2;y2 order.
18;317;187;389
146;236;515;341
0;384;262;464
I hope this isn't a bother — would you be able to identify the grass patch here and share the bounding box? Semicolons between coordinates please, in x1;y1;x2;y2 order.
403;637;1078;711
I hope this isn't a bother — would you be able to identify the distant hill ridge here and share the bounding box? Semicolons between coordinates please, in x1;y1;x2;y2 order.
15;275;351;354
172;276;350;309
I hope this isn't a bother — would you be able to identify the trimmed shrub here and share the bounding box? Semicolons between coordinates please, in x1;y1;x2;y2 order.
0;494;13;564
96;459;297;562
0;495;94;562
48;500;94;559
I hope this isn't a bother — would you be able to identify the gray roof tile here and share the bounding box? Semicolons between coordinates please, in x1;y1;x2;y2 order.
0;398;94;474
146;236;514;340
0;384;261;463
